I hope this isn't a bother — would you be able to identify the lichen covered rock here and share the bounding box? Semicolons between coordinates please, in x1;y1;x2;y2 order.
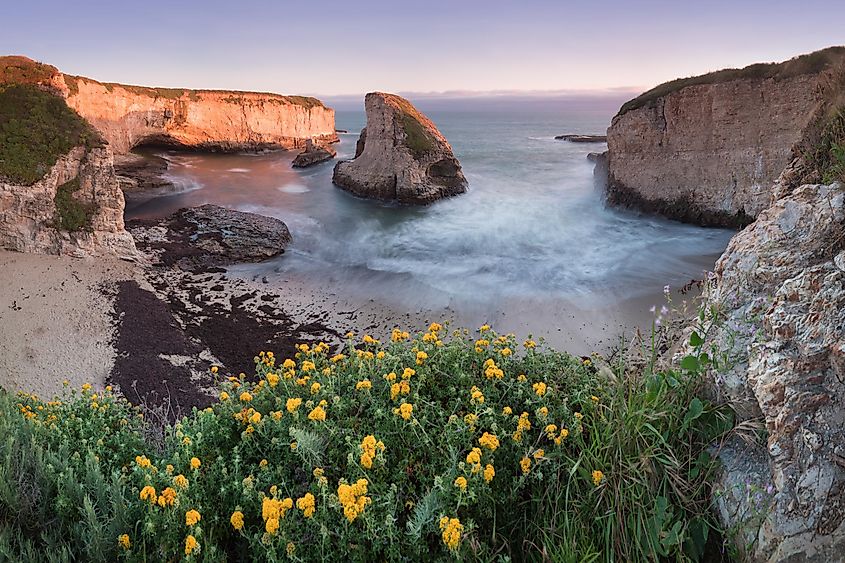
707;182;845;561
332;92;467;204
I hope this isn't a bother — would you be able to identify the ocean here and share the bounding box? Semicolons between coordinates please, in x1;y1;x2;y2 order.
125;97;735;352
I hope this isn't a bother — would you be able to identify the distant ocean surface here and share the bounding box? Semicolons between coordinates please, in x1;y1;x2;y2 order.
126;97;735;348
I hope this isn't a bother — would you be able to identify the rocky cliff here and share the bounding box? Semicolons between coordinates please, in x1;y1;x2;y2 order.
606;47;845;226
704;182;845;562
1;55;337;154
332;92;467;204
0;145;137;258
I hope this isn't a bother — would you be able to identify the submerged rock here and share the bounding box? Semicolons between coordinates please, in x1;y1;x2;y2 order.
555;134;607;143
128;204;291;271
332;92;467;204
291;139;337;168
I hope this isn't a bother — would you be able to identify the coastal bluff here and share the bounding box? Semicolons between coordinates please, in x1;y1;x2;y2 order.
332;92;467;204
606;47;845;226
1;55;337;154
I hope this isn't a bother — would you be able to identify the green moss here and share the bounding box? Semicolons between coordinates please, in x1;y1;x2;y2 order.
400;112;437;157
0;84;103;185
619;46;845;116
283;95;324;109
54;176;97;232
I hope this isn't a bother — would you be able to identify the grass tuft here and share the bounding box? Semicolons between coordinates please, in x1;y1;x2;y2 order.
54;176;97;232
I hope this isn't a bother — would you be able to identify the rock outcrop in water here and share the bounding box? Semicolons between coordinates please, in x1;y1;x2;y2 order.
1;56;337;154
292;139;337;168
606;47;845;227
332;92;467;204
128;204;291;272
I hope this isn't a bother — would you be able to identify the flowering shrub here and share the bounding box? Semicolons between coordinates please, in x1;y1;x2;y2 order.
0;323;731;561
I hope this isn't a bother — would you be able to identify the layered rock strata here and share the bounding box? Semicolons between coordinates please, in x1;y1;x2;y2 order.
606;47;845;226
332;92;467;204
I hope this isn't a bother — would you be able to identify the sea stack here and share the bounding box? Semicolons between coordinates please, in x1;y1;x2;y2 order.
332;92;467;204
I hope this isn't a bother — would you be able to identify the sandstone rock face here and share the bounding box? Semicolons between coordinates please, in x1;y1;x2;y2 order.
606;48;845;226
292;139;337;168
128;204;291;272
62;75;337;154
1;56;338;154
332;93;467;204
706;183;845;561
0;145;137;258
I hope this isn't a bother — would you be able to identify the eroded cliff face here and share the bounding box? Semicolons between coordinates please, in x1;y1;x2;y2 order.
607;48;845;226
0;145;137;258
61;75;337;154
332;92;467;204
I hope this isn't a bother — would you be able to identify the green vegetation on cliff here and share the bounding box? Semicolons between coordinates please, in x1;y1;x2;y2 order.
0;321;734;562
618;46;845;116
54;176;97;231
389;96;438;157
0;84;101;185
805;108;845;184
0;55;57;86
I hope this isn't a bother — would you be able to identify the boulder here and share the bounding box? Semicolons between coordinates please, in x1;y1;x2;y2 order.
128;204;291;272
332;92;467;204
291;139;337;168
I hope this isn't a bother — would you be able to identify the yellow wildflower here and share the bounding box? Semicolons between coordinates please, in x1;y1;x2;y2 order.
135;455;152;469
500;347;512;357
239;391;253;402
185;509;201;526
139;486;156;504
524;339;536;349
520;457;531;475
439;516;463;550
283;358;296;369
308;405;326;421
538;406;549;418
479;432;500;451
157;487;177;507
296;493;316;518
337;478;370;522
310;382;321;395
267;373;280;387
286;397;302;413
220;391;229;401
190;457;201;470
517;374;527;382
415;351;428;365
479;324;490;332
502;406;513;416
402;367;415;380
532;382;547;397
265;517;280;534
470;386;484;405
118;534;131;550
592;470;604;486
230;510;244;530
466;447;482;465
287;542;296;556
173;474;189;488
355;380;372;391
454;476;468;491
533;449;545;460
184;535;198;556
393;402;413;421
484;464;495;483
301;360;316;372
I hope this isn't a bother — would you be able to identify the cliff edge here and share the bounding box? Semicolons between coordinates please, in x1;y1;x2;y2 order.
606;47;845;226
332;92;467;204
1;55;337;154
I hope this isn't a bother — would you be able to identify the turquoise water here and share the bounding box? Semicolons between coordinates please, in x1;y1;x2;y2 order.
125;99;734;346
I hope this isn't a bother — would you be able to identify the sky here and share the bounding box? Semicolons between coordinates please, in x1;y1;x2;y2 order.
1;0;843;98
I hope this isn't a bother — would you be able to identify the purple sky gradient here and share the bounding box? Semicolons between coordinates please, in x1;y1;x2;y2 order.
1;0;842;97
